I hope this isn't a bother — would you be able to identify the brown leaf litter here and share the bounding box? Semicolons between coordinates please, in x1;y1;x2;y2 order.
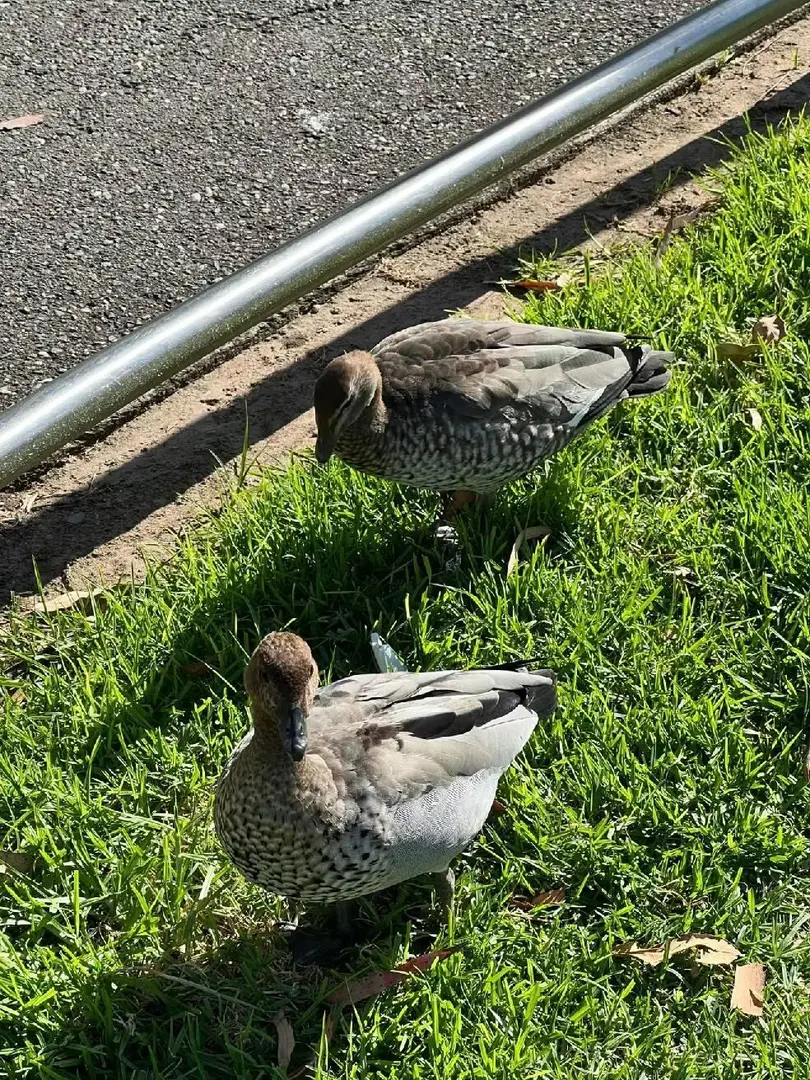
730;963;766;1017
506;526;552;577
717;313;786;360
510;887;567;912
654;198;720;264
751;314;786;346
272;1011;296;1071
613;933;741;967
29;587;110;616
327;947;460;1007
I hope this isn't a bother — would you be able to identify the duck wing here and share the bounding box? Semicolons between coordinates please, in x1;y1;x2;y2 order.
308;666;556;806
371;318;671;429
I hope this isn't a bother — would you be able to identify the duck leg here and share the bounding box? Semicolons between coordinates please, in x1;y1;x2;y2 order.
435;489;480;552
432;867;455;915
287;901;358;967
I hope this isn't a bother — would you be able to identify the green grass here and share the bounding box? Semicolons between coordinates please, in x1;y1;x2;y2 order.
3;114;810;1078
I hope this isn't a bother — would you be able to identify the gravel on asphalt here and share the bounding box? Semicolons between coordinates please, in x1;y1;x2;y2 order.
0;0;700;407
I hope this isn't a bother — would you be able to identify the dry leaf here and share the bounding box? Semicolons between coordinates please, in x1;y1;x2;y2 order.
506;526;551;576
511;278;562;292
272;1011;295;1071
30;588;108;616
751;315;785;346
0;850;35;875
0;113;45;130
731;963;766;1016
747;408;763;431
655;199;719;264
327;947;459;1006
671;565;695;580
716;341;761;361
489;798;507;817
614;933;741;968
510;887;566;911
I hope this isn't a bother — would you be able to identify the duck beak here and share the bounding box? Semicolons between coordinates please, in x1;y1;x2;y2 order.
284;705;308;762
314;430;336;463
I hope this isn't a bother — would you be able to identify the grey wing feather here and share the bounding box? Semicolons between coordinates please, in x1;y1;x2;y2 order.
371;318;626;361
309;667;556;801
370;318;667;429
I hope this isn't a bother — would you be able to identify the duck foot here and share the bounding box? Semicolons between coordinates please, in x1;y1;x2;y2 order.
432;867;455;915
287;901;357;967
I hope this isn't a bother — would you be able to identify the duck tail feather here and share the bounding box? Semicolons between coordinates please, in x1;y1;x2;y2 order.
626;344;673;398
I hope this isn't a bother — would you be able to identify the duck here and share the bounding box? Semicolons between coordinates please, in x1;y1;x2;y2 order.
214;631;556;957
313;317;673;519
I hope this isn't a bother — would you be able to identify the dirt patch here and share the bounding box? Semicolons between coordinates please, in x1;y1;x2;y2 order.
2;17;809;605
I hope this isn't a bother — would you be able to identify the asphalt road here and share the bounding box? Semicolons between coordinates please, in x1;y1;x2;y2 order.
0;0;701;408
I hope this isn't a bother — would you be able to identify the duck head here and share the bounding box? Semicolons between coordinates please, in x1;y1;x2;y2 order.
244;632;319;762
313;351;382;462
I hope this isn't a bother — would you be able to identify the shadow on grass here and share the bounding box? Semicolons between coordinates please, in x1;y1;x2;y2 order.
3;75;810;599
22;877;465;1078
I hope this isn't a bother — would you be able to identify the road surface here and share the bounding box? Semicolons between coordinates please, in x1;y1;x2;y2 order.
0;0;700;408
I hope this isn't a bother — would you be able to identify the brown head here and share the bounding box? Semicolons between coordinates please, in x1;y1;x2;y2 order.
244;632;319;762
313;351;382;463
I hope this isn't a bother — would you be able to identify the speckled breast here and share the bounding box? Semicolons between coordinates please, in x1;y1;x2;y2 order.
338;409;569;492
215;759;404;904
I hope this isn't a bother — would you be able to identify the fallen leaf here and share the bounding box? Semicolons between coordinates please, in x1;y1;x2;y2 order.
511;278;562;292
751;314;785;346
508;271;574;292
654;199;719;264
328;947;460;1006
614;933;741;968
30;588;108;616
506;526;551;577
0;113;45;130
489;798;507;816
272;1011;295;1071
731;963;766;1016
747;408;763;431
510;887;566;911
0;850;35;875
716;341;761;361
671;565;696;579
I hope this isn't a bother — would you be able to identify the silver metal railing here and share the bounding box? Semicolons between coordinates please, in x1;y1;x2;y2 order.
0;0;805;489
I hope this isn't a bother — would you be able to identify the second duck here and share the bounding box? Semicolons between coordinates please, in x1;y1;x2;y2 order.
313;318;673;518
